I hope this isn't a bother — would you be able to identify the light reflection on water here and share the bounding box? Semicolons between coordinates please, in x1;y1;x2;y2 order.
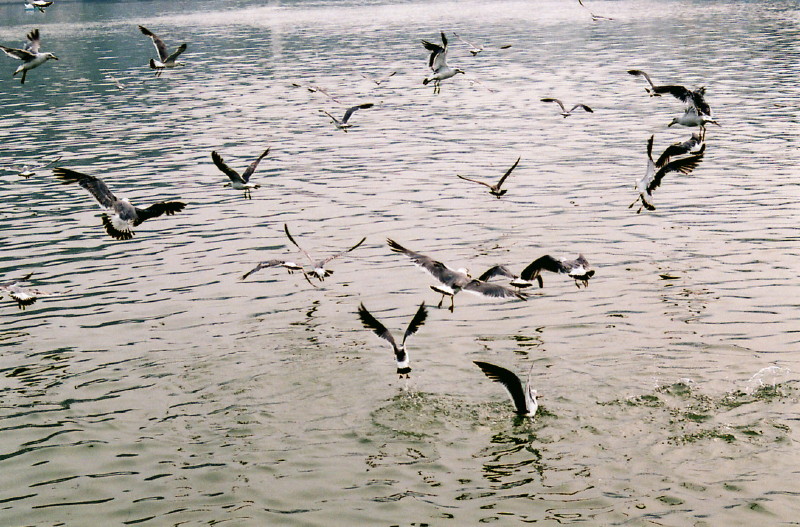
1;0;800;524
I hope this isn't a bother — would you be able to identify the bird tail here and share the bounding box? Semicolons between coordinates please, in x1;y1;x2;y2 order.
422;78;430;85
149;58;157;70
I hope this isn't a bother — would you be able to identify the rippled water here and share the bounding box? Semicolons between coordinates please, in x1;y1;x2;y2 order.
2;0;800;524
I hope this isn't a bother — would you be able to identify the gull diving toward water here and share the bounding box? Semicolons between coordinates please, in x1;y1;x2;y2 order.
320;103;374;132
54;167;186;240
0;29;58;84
630;135;706;213
541;98;593;117
457;157;520;198
452;33;483;56
480;254;595;289
211;147;269;199
5;154;61;178
357;302;428;378
421;32;464;94
387;239;527;312
242;224;365;283
1;273;59;310
138;25;187;76
474;361;538;417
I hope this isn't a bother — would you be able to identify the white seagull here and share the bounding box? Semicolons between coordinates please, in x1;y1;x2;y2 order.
290;82;341;103
479;254;595;289
54;167;186;240
453;32;483;56
457;157;521;198
474;361;538;417
30;1;53;13
138;25;187;76
421;32;464;94
577;0;613;21
211;147;269;199
1;273;59;310
241;260;306;281
0;29;58;84
319;103;374;132
5;154;61;178
387;239;527;312
541;97;593;117
357;302;428;378
630;135;706;213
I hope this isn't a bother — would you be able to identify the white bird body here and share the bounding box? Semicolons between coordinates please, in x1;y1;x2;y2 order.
358;302;428;378
669;107;719;128
422;32;464;94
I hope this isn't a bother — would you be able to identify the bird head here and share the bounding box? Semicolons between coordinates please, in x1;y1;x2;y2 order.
47;53;59;60
455;69;466;75
667;118;678;127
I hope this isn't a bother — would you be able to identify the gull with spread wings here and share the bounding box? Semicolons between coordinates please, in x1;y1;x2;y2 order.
320;103;374;132
474;361;539;417
211;147;269;199
139;25;187;76
457;157;520;198
0;29;58;84
357;302;428;378
479;254;595;290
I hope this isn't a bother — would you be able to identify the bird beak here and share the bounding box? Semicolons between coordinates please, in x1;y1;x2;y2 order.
52;55;59;60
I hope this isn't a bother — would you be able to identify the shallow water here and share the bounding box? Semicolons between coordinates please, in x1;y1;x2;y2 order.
1;0;800;525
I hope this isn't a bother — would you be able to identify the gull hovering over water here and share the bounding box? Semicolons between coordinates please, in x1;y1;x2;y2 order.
54;167;186;240
211;147;269;199
474;361;538;417
357;302;428;378
387;239;527;312
421;32;464;94
0;29;58;84
320;103;374;132
541;98;593;117
5;155;61;178
0;273;59;310
457;157;520;198
630;135;706;213
138;25;187;76
480;254;595;289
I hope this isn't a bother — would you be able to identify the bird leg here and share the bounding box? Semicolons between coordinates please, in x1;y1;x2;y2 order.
449;296;455;312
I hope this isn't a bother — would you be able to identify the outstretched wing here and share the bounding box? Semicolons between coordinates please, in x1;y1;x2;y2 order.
321;236;366;265
541;98;566;113
240;147;270;182
421;38;446;70
496;157;521;189
165;43;187;64
241;260;286;280
570;104;593;113
133;201;186;225
648;145;705;194
357;303;397;348
402;302;428;344
211;151;242;184
478;265;518;282
652;84;693;102
627;69;656;89
283;223;315;264
387;238;463;290
474;361;529;414
0;45;35;62
25;29;41;54
457;174;492;189
139;25;168;61
520;255;567;286
54;167;119;209
463;280;527;300
341;103;374;124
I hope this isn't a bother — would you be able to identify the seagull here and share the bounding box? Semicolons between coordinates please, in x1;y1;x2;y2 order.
241;260;307;281
627;69;712;115
668;106;719;129
357;302;428;378
541;98;593;117
5;155;61;178
480;255;595;289
1;273;58;310
453;32;483;56
284;224;366;282
577;0;613;21
104;73;125;90
290;82;341;103
630;135;706;213
655;131;704;168
360;70;397;86
474;361;538;417
0;29;58;84
211;147;269;199
54;167;186;240
30;1;53;12
421;32;464;94
319;103;374;132
457;157;520;198
138;25;187;76
387;239;527;312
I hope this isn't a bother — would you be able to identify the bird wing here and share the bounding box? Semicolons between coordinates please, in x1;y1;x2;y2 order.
463;279;527;300
34;155;62;170
655;141;693;168
627;69;656;89
421;40;446;70
477;265;518;282
241;260;286;280
139;26;169;61
283;223;315;264
652;85;693;103
453;32;479;50
648;145;705;194
133;201;185;225
341;103;374;124
541;98;566;112
320;236;366;265
457;174;492;189
387;238;464;290
25;29;41;54
211;151;243;184
646;134;655;163
0;45;35;62
520;255;567;284
54;167;119;209
474;361;529;414
240;147;269;183
691;91;711;115
496;157;521;188
165;43;187;64
357;303;397;348
402;302;428;344
320;110;341;126
571;104;593;113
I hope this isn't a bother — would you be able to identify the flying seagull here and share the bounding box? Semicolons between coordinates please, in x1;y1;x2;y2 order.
138;25;187;76
630;135;706;213
655;131;704;168
479;254;595;289
421;32;464;94
541;98;593;117
668;106;719;129
5;154;61;178
357;302;428;378
30;1;53;12
627;69;712;116
387;238;527;312
242;223;367;285
474;361;538;417
577;0;613;21
0;29;58;84
452;32;483;56
54;167;186;240
360;70;397;86
1;273;59;310
319;103;374;132
211;147;269;199
457;157;520;198
290;82;341;103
